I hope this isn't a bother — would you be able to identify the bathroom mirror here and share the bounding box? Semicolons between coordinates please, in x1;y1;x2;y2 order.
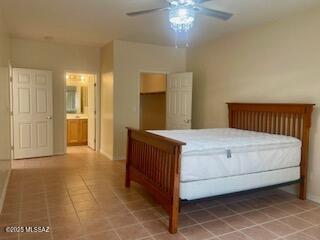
66;85;88;114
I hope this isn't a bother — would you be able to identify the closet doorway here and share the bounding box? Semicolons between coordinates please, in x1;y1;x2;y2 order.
139;72;193;131
140;73;167;130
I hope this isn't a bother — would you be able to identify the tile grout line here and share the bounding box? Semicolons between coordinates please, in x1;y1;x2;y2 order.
180;196;320;240
77;172;125;240
78;173;119;240
60;173;85;240
43;175;54;240
17;174;23;240
109;185;163;240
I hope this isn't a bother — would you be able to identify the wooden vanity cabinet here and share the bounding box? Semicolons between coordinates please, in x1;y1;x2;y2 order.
67;119;88;146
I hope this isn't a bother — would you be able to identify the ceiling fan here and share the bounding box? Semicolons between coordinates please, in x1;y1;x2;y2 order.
126;0;233;32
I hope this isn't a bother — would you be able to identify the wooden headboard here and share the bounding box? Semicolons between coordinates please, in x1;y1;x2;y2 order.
227;103;314;199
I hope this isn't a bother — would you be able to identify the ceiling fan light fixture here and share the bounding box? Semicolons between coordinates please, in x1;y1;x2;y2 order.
169;7;195;32
171;0;195;6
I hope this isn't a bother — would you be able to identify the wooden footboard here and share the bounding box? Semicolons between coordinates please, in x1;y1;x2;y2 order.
125;128;185;233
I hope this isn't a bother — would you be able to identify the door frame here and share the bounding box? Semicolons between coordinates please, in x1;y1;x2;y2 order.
63;70;100;154
137;71;168;129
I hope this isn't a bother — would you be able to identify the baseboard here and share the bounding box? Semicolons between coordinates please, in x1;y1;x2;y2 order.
113;155;126;161
54;152;65;156
100;150;125;161
280;186;320;203
100;149;113;160
0;170;11;213
307;193;320;203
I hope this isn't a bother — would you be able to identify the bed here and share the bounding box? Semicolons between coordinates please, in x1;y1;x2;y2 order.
125;103;314;233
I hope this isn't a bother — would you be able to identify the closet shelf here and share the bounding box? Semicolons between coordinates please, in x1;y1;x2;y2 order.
140;91;166;95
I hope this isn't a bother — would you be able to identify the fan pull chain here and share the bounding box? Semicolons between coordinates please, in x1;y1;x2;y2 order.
175;31;178;48
186;31;189;48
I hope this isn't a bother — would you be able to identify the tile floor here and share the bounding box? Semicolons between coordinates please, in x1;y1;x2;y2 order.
1;146;319;240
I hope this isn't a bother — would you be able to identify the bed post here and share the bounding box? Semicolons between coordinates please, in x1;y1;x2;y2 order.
125;128;132;188
169;146;182;234
228;104;234;128
299;106;313;200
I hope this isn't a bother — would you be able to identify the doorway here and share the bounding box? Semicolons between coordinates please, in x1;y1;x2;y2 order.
139;72;193;130
140;73;167;130
65;73;96;150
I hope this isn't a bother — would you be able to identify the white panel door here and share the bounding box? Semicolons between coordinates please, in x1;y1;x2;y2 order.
166;72;193;130
87;76;96;150
13;68;53;159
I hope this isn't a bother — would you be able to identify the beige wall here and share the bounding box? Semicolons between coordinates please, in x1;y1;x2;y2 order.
0;8;11;210
187;8;320;201
99;40;186;160
11;38;100;154
100;42;114;159
113;40;186;159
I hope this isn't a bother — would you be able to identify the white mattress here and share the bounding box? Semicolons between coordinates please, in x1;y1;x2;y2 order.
149;128;301;182
180;167;300;200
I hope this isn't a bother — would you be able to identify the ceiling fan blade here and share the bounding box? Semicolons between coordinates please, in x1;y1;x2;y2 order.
194;0;212;3
126;7;169;16
196;6;233;20
166;0;211;3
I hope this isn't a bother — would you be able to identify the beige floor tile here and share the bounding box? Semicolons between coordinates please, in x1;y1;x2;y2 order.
281;216;312;231
180;225;213;240
274;203;305;215
242;210;273;224
207;206;236;218
290;199;319;210
226;202;253;213
297;211;320;225
223;215;255;230
187;210;217;223
241;226;278;240
262;220;296;236
218;231;251;240
153;232;187;240
133;208;162;222
260;207;288;219
109;213;138;228
177;214;197;228
201;220;235;236
85;230;120;240
116;224;151;240
1;146;316;240
303;226;320;240
285;232;315;240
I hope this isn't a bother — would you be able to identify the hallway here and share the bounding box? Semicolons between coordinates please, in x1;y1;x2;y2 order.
1;147;320;240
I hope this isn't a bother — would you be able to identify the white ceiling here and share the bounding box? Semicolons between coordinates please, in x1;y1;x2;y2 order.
1;0;319;47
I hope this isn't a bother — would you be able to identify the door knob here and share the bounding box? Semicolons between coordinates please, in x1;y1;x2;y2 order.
184;119;191;123
47;116;53;119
